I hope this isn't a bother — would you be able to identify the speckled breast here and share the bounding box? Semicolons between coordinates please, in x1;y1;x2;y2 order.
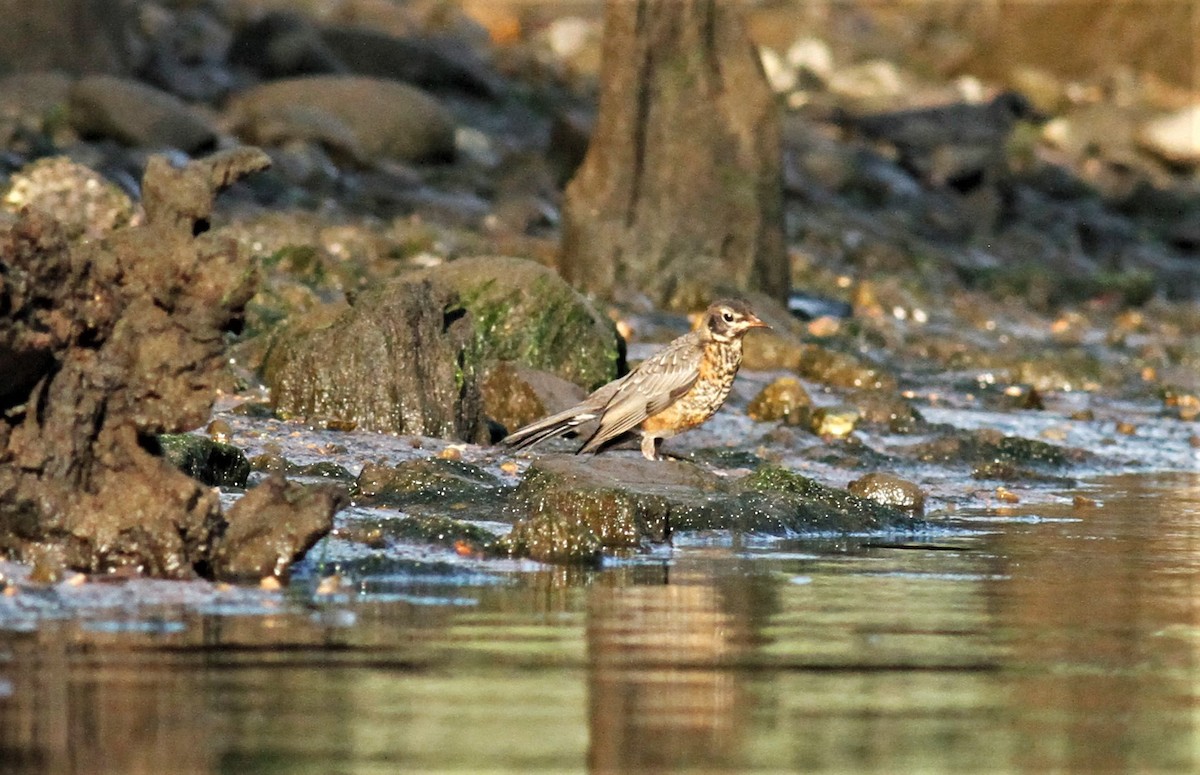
641;339;742;436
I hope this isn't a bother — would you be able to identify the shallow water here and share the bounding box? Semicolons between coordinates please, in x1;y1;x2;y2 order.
1;472;1197;774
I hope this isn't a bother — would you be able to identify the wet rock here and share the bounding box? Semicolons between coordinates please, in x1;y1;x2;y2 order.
321;26;502;98
0;147;343;580
68;75;217;152
0;2;140;76
810;405;860;438
500;456;922;563
482;361;587;435
849;389;923;433
848;473;925;516
500;457;707;563
153;433;250;488
797;344;897;391
728;466;919;532
226;76;456;164
354;457;505;509
293;461;354;481
370;514;496;550
747;376;811;426
409;256;622;390
970;460;1074;485
904;428;1084;470
2;157;134;240
262;274;486;440
209;475;346;582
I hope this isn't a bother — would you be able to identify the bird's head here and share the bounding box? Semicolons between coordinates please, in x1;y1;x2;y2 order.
702;299;769;342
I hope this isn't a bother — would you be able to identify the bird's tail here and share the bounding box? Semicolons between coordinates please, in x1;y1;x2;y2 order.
500;406;599;451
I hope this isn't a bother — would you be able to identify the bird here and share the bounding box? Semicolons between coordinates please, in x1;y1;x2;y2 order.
501;299;769;460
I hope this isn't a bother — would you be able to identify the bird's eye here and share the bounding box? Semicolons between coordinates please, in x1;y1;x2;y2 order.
721;311;734;323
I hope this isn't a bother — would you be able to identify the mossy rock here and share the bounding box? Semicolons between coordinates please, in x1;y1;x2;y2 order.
498;456;924;563
355;457;510;512
154;433;250;488
903;428;1085;469
261;276;486;441
409;257;622;391
722;465;921;533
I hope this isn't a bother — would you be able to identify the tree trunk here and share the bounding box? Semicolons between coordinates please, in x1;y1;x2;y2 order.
559;0;788;309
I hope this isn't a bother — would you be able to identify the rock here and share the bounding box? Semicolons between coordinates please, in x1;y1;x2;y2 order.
2;157;134;240
228;12;344;78
499;456;711;563
409;256;622;390
261;274;488;441
837;91;1043;187
354;457;505;509
747;376;811;425
0;71;74;131
729;466;919;532
798;344;897;391
154;433;250;488
810;405;860;438
0;147;343;580
903;428;1085;469
68;75;217;152
741;328;806;371
209;475;346;582
849;389;923;433
1137;105;1200;166
320;25;502;98
499;456;925;563
0;2;140;75
848;473;925;516
482;361;587;434
226;76;456;164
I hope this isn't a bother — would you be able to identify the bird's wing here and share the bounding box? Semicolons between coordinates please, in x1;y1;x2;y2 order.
579;334;703;453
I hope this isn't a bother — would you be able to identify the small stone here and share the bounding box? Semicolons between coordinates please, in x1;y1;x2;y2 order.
1070;409;1095;421
207;419;232;443
1137;105;1200;166
500;461;520;475
747;376;811;425
1072;495;1098;510
260;576;282;590
1189;435;1200;449
438;446;464;461
1115;421;1137;436
847;473;925;516
810;406;859;439
995;487;1020;504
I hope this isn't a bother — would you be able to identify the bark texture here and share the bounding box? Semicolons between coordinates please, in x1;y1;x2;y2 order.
559;0;788;309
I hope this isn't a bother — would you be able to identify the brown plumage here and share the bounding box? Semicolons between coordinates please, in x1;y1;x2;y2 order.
501;299;768;460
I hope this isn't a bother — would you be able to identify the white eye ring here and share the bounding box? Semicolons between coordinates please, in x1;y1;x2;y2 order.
721;311;735;323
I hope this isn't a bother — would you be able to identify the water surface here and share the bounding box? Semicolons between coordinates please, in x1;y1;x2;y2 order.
1;473;1197;774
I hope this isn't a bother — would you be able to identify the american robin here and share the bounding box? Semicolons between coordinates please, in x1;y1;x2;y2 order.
502;299;768;460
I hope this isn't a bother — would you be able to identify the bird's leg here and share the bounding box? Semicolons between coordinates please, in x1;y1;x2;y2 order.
640;434;662;461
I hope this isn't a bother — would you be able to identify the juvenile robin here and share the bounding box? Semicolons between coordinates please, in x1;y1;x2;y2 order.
502;299;768;460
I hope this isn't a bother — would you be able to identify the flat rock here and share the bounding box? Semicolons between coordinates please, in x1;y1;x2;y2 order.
226;75;456;163
68;75;217;152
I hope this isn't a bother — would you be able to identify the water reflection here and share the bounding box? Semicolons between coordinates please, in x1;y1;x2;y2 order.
587;553;760;772
0;474;1197;774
